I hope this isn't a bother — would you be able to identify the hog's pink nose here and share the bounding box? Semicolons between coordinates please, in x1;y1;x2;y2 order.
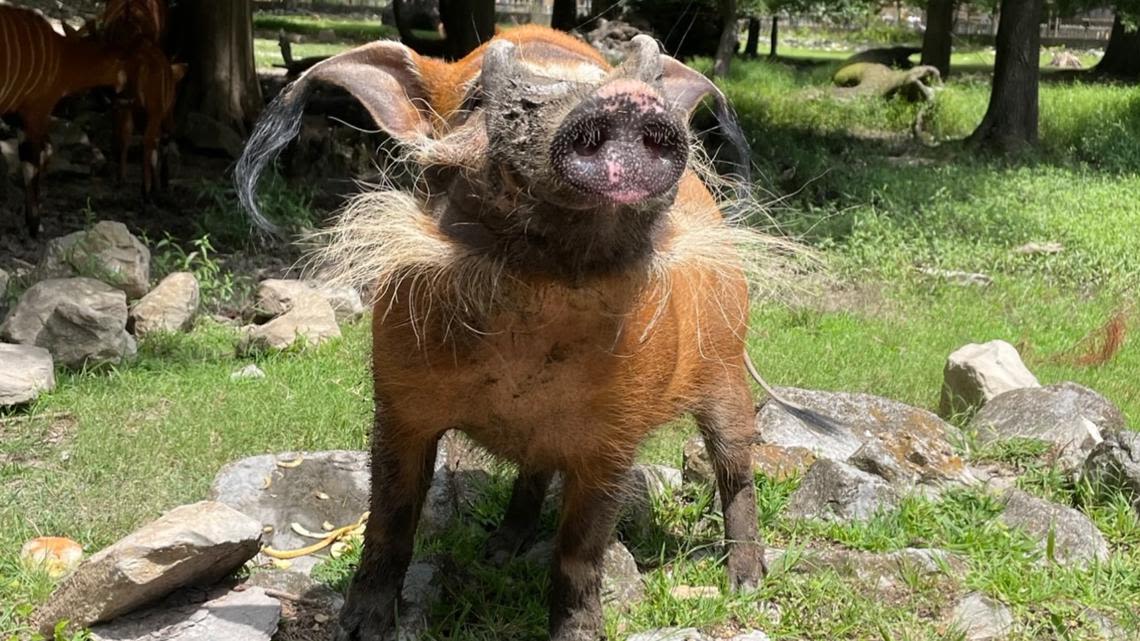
550;80;687;204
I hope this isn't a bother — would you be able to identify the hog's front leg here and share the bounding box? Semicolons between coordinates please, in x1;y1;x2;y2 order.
335;412;441;641
484;468;554;566
697;376;766;591
549;466;628;641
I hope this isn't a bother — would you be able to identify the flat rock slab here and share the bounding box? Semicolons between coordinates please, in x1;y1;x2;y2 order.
89;585;280;641
0;343;54;406
627;629;770;641
1083;431;1140;512
785;459;900;522
34;501;263;634
770;547;966;589
999;489;1109;568
36;221;151;300
130;272;200;336
971;382;1126;475
757;388;969;486
944;592;1013;640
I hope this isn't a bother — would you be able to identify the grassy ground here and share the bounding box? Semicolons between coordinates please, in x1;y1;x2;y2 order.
4;40;1140;641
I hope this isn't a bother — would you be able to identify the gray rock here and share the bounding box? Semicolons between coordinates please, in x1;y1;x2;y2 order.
130;272;199;336
971;383;1125;476
945;592;1013;640
627;628;706;641
394;561;441;640
33;501;263;634
757;388;970;487
0;267;9;300
209;451;371;576
36;221;151;299
179;112;245;158
88;585;280;641
730;634;771;641
1;277;136;368
940;340;1039;417
231;364;266;380
621;463;682;538
682;435;714;487
601;542;644;606
999;489;1109;567
310;282;365;324
243;569;343;612
848;438;907;484
257;278;364;324
769;547;966;590
785;459;900;522
0;343;54;406
1082;431;1140;512
240;295;341;351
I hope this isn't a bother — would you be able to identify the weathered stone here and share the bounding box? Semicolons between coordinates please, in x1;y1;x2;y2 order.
752;443;816;481
209;451;371;575
848;438;907;484
769;547;966;590
940;340;1040;417
36;221;150;299
33;501;263;634
785;459;900;522
0;267;9;300
254;279;316;320
231;364;266;380
999;489;1109;567
668;585;720;600
1013;241;1063;255
682;435;714;487
1;277;136;368
1082;431;1140;512
971;383;1125;476
757;388;969;486
944;592;1013;640
243;569;343;612
130;272;199;336
394;560;442;640
0;343;54;406
627;628;706;641
240;295;341;351
88;585;280;641
621;464;682;538
311;282;365;323
601;542;644;606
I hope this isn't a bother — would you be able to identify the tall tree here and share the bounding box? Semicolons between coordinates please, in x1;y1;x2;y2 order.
1096;13;1140;77
713;0;740;76
921;0;955;76
171;0;262;134
744;16;761;56
551;0;578;31
969;0;1043;151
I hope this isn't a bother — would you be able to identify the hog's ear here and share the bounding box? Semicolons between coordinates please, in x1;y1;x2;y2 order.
235;41;431;238
660;56;752;184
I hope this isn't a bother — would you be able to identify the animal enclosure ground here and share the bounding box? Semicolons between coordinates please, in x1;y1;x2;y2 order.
3;37;1140;641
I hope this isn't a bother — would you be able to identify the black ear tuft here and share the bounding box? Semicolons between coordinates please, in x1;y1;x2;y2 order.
234;81;314;240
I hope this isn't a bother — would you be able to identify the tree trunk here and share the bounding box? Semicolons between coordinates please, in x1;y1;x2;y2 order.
921;0;954;77
551;0;578;31
968;0;1042;151
439;0;495;59
770;16;779;57
713;0;738;77
392;0;446;57
744;17;760;57
172;0;262;136
1096;14;1140;78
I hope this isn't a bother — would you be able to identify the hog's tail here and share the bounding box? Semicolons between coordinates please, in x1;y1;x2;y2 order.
234;79;317;240
744;351;845;436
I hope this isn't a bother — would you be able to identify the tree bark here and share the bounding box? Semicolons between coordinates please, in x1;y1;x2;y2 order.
439;0;495;59
968;0;1042;152
172;0;262;136
1096;14;1140;78
744;16;760;57
392;0;446;57
921;0;954;77
551;0;578;31
713;0;738;77
770;16;779;58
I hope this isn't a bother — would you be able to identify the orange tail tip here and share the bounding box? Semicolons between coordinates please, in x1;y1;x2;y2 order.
20;536;84;578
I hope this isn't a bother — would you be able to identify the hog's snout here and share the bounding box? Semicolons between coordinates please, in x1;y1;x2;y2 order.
550;80;687;205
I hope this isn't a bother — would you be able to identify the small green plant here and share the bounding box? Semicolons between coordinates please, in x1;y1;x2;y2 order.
151;234;235;307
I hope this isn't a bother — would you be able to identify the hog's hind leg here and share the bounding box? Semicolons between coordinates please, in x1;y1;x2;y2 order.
696;377;766;591
335;410;441;641
484;468;554;566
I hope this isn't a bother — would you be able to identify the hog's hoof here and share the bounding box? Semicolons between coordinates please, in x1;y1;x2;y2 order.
333;591;396;641
727;545;767;593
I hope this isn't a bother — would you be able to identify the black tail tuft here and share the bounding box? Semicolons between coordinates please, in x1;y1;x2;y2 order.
712;96;752;187
234;80;316;240
765;398;847;437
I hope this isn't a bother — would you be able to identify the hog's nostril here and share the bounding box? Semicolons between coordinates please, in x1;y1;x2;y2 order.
642;122;680;159
572;124;606;158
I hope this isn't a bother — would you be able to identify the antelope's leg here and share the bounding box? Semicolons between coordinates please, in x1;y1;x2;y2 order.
484;468;553;566
141;113;162;198
18;113;49;237
696;374;766;591
549;465;629;641
113;101;132;185
335;408;441;641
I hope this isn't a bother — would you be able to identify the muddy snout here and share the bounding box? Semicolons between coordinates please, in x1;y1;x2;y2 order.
550;79;688;204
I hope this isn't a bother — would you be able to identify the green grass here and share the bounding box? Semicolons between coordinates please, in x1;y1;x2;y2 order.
254;38;351;70
4;45;1140;641
253;13;396;42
